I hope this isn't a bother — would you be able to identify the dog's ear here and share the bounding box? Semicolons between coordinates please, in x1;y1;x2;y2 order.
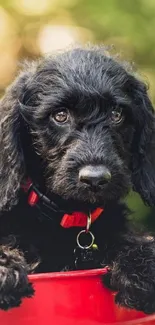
131;80;155;206
0;68;34;211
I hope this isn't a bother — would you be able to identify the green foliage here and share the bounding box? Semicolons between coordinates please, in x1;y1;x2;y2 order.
70;0;155;100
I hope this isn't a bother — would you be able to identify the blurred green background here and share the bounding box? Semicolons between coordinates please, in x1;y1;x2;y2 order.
0;0;155;230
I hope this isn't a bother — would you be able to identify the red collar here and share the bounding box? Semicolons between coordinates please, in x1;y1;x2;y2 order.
21;179;103;228
60;208;103;228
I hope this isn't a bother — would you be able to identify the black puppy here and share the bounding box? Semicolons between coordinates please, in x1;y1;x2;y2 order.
0;45;155;313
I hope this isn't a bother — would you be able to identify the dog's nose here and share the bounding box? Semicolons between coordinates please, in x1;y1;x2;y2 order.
79;165;111;187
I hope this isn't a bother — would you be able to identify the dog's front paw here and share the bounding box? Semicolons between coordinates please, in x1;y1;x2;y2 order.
103;269;155;314
0;247;34;310
115;289;155;314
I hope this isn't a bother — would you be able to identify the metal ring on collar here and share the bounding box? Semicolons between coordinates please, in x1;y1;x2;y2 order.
76;230;95;250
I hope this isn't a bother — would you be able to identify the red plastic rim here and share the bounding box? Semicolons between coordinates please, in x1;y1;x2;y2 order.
28;267;108;280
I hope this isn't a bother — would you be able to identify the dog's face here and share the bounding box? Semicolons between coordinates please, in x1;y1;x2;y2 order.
1;46;155;211
19;48;151;207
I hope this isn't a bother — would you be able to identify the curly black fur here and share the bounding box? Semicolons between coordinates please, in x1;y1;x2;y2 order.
0;45;155;313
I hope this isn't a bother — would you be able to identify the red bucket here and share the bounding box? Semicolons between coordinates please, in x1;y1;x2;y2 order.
0;268;154;325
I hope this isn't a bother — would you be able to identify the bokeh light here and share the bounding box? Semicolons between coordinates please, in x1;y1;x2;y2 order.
38;25;92;53
38;25;78;53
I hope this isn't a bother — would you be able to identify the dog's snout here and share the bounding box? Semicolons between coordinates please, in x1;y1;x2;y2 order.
79;165;111;187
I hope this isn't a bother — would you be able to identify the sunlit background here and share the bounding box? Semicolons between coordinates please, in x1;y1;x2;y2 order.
0;0;155;229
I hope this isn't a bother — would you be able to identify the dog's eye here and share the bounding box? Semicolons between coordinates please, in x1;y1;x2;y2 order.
111;109;124;125
53;110;69;123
